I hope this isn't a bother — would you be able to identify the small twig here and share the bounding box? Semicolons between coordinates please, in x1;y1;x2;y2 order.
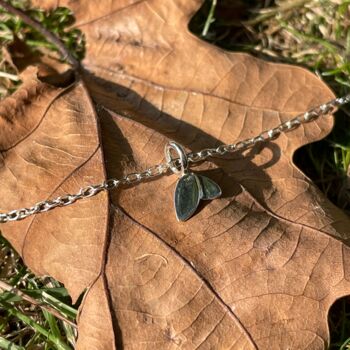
0;70;20;81
0;280;77;329
0;0;80;70
202;0;217;37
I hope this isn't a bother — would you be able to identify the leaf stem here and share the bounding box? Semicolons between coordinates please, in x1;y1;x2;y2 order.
0;0;80;70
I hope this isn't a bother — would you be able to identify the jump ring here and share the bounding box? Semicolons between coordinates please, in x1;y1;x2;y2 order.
164;141;188;175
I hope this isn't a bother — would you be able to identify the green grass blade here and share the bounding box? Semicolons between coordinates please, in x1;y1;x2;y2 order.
42;291;77;320
0;337;25;350
0;300;72;350
340;336;350;350
43;309;64;346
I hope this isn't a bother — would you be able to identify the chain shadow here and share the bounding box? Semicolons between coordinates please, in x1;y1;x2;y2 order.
85;71;280;209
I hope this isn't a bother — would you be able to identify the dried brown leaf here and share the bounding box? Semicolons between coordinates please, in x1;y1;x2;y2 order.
2;1;350;349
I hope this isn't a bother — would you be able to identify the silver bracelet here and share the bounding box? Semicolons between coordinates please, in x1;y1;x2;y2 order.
1;94;350;223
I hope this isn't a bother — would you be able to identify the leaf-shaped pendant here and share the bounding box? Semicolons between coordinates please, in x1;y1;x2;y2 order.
175;173;201;222
197;175;222;200
165;141;222;221
174;173;221;221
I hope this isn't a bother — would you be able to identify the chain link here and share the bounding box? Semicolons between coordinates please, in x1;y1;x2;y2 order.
0;163;169;223
187;95;349;163
0;94;349;223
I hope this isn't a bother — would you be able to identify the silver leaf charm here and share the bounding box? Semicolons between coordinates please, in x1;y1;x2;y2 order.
174;173;221;221
197;174;222;200
165;141;222;222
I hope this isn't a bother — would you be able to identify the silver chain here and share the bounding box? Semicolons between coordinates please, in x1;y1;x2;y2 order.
1;94;349;223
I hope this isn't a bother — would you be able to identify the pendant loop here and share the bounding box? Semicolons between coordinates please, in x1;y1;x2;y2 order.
164;141;188;175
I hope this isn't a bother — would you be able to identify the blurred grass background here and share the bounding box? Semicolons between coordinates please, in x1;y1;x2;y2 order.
0;0;349;348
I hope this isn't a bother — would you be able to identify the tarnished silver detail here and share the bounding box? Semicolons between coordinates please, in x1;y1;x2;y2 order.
166;141;222;221
165;141;189;175
0;94;349;223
